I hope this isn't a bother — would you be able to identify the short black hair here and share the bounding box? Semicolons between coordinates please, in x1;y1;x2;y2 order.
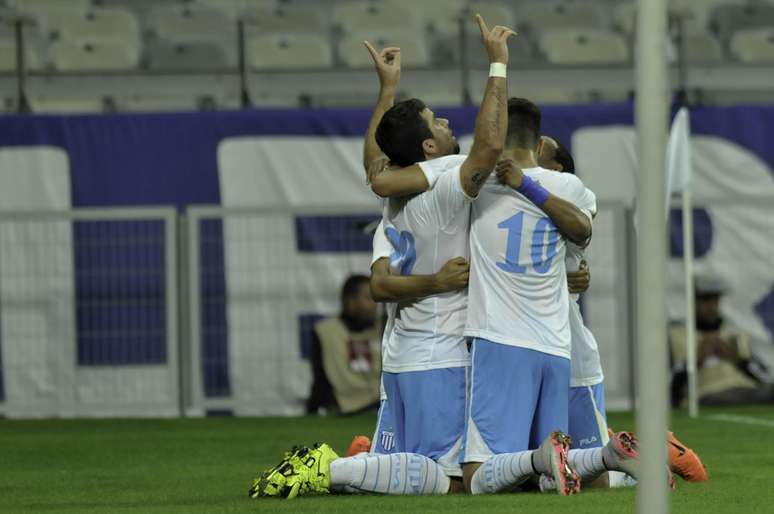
554;141;575;174
341;274;369;306
375;98;433;167
506;97;541;151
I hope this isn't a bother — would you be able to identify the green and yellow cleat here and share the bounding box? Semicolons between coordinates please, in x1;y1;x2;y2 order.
248;443;340;499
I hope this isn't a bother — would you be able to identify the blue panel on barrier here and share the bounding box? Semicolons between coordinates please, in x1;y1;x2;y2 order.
295;215;381;253
669;208;714;259
199;219;230;397
299;313;326;360
75;220;167;365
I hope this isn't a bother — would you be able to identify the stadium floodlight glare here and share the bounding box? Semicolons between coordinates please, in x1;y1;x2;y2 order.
636;0;670;513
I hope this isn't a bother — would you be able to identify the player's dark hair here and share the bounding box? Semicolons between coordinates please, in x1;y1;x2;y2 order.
506;97;541;151
375;98;433;167
554;141;575;174
341;274;370;306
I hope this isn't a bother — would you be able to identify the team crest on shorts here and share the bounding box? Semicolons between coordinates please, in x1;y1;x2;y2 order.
380;431;395;452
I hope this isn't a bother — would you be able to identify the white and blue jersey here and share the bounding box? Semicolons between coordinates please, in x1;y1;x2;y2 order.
462;167;595;460
370;155;473;475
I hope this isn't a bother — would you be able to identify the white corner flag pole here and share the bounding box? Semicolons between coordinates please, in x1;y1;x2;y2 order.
666;108;698;418
636;0;670;513
683;188;698;418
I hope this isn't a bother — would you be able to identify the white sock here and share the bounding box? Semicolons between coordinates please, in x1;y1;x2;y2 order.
568;448;607;480
329;453;450;495
470;451;537;494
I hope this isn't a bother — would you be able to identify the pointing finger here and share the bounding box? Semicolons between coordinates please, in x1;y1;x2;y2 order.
475;13;489;37
364;40;379;61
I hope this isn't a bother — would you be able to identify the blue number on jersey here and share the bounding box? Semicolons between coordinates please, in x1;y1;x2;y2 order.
532;217;559;274
496;212;558;274
496;212;528;273
385;227;416;275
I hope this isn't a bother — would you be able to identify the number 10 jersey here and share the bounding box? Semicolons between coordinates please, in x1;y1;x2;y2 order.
464;167;596;360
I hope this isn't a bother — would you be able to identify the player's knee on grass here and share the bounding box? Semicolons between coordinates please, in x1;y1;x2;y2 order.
462;462;482;494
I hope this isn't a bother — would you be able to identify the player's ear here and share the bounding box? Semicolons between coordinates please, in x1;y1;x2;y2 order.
422;138;437;157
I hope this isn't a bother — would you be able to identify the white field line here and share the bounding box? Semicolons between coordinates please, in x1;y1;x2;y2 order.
705;413;774;428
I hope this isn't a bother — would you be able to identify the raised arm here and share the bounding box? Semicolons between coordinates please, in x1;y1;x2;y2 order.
370;257;469;302
459;15;515;198
495;159;592;246
363;42;401;173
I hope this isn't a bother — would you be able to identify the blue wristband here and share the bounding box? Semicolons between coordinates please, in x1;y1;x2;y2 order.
516;175;550;206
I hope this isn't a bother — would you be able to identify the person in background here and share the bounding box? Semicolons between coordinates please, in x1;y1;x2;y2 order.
306;275;381;415
670;275;772;406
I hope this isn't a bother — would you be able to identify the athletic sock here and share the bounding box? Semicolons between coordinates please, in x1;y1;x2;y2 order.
568;448;607;480
329;453;450;495
470;451;536;494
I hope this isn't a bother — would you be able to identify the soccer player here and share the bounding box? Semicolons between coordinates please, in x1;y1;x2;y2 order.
249;14;518;498
537;136;705;486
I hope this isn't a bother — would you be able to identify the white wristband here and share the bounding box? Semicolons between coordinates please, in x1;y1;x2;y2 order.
489;63;507;78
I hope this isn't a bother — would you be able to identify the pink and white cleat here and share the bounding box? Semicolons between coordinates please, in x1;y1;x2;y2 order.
537;431;581;496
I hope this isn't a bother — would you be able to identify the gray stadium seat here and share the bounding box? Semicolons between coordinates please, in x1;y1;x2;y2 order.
730;27;774;63
519;2;605;32
682;34;724;64
246;6;325;35
431;30;536;67
145;40;235;71
432;1;513;36
248;33;332;70
6;0;89;36
711;4;774;42
149;4;233;44
0;39;43;71
540;29;629;65
334;1;419;34
338;30;429;68
195;0;277;20
29;96;106;113
54;7;140;45
49;39;140;71
385;0;466;32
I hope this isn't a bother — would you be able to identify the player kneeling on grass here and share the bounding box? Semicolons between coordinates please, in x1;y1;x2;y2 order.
249;13;517;499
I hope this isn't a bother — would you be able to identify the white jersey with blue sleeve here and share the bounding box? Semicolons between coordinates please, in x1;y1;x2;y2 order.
464;167;595;359
564;188;605;387
379;154;472;373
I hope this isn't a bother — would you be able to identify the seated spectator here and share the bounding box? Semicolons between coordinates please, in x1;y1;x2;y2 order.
670;275;772;406
306;275;382;415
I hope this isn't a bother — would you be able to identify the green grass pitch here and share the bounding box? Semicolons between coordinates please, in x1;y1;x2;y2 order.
2;405;773;514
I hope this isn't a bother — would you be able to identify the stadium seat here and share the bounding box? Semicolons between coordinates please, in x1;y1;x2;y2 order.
385;0;464;31
49;39;140;71
29;96;106;113
193;0;277;21
118;95;206;112
247;33;332;70
682;34;724;64
519;2;605;32
245;6;326;35
431;30;536;67
145;40;235;71
338;31;429;68
54;8;140;45
149;4;233;44
6;0;89;36
712;4;774;42
334;2;419;34
730;27;774;63
92;0;180;13
668;0;720;37
432;1;513;36
613;2;637;35
540;29;629;65
0;39;43;72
